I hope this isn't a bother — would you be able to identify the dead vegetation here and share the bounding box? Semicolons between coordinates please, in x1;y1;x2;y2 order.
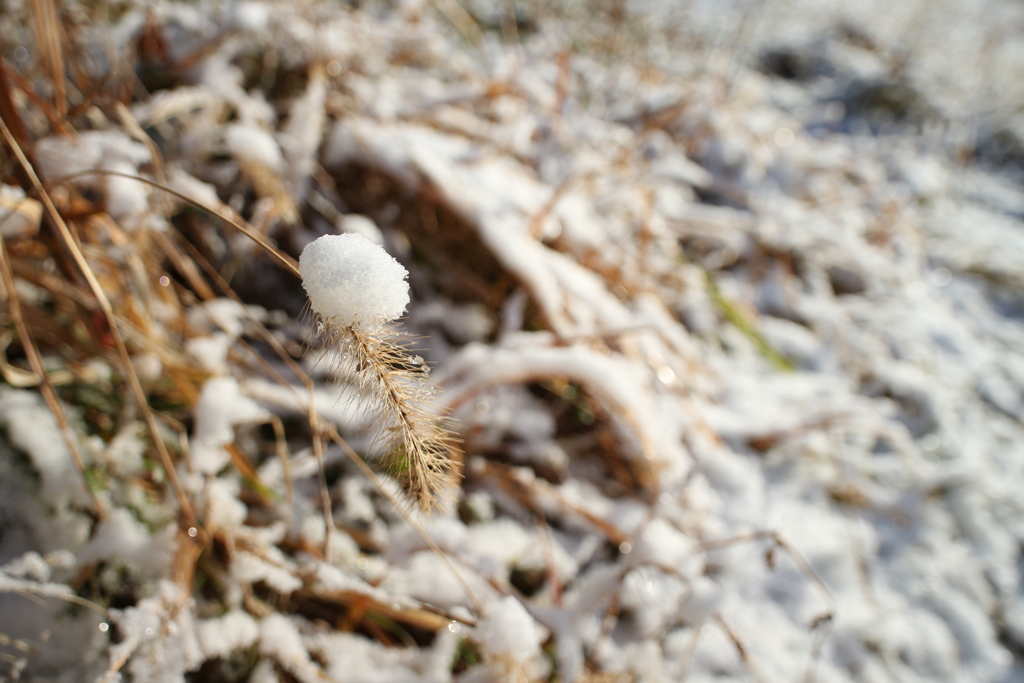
3;0;1024;682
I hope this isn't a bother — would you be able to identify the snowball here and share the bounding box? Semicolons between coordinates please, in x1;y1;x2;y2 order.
259;614;317;677
77;508;175;577
115;581;202;683
197;610;260;660
299;233;410;330
104;158;150;220
0;388;85;507
475;596;548;680
225;123;284;171
103;422;146;475
339;213;384;244
232;549;302;595
0;185;41;238
191;377;269;475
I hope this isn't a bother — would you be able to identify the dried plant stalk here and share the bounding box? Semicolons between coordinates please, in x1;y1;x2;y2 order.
319;321;460;513
300;232;459;513
31;0;66;117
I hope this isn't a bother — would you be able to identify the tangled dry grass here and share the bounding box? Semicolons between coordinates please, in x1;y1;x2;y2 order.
3;0;1024;682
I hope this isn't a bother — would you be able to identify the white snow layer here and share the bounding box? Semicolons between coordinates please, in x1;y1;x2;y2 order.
225;123;285;172
196;611;259;660
475;596;549;681
191;376;269;475
34;131;153;226
0;388;86;508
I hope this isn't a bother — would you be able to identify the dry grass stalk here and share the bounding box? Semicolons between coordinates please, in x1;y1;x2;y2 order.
289;587;451;633
56;168;301;277
0;114;201;535
31;0;66;118
0;213;104;518
320;323;460;514
96;166;458;538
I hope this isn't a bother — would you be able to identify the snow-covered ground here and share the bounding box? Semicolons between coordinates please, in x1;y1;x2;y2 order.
2;0;1024;681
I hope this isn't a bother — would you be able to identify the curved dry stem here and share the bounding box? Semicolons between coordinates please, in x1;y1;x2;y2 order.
165;230;334;559
50;168;300;278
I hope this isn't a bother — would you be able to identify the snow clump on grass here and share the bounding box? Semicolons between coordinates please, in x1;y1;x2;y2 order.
299;233;457;513
300;233;410;331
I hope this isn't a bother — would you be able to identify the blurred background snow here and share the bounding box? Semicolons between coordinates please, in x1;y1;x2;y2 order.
2;0;1024;681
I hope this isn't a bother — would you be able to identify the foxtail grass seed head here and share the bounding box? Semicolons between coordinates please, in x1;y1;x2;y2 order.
299;233;410;331
300;233;458;513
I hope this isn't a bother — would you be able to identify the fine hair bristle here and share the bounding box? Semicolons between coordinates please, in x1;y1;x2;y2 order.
318;317;460;514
